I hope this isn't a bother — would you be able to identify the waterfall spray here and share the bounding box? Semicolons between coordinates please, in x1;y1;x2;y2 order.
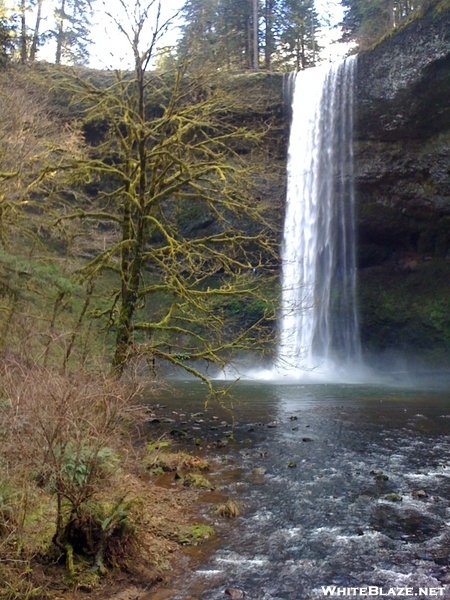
278;57;361;374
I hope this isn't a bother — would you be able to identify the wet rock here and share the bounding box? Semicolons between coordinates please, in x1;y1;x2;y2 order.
216;499;240;518
225;588;246;598
292;426;299;431
170;428;188;438
290;415;298;421
371;470;389;481
371;505;442;542
214;439;228;448
412;489;428;498
170;524;215;545
432;551;450;566
146;440;171;452
415;550;434;561
302;437;313;442
384;493;403;502
437;570;450;583
252;467;267;475
148;418;161;424
182;473;215;490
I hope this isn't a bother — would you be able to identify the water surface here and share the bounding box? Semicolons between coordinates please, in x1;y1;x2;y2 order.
148;379;450;599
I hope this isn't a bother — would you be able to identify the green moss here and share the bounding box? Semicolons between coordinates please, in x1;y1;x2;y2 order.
384;494;403;502
169;524;215;545
182;473;215;490
359;260;450;364
146;440;171;452
143;446;210;473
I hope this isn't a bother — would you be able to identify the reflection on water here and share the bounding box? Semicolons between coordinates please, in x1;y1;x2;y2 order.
149;379;450;600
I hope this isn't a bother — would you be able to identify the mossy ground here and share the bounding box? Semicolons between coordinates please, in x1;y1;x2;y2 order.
0;458;220;600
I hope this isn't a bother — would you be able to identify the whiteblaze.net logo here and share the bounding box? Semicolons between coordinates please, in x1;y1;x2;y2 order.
321;586;446;597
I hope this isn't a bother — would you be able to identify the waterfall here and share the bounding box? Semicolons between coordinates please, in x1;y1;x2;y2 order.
278;57;361;374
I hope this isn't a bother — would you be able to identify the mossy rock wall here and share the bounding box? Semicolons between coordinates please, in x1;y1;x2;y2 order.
353;2;450;365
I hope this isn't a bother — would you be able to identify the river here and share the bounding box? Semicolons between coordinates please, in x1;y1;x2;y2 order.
146;375;450;599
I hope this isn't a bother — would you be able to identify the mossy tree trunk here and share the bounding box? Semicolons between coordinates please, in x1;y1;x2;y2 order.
58;1;280;381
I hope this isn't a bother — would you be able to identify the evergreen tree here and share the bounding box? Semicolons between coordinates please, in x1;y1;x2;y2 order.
0;2;15;66
0;1;46;64
264;0;277;69
29;0;45;61
275;0;321;70
180;0;259;70
340;0;425;48
178;0;220;67
54;0;95;64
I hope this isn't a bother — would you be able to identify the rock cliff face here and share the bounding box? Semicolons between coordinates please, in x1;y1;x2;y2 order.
353;3;450;366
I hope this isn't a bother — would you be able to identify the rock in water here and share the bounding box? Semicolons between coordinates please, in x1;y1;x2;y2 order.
225;588;246;598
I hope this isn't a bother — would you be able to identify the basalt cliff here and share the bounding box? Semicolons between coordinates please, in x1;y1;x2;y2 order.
353;2;450;367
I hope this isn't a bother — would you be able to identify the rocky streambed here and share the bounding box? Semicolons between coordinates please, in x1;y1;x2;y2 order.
142;377;450;600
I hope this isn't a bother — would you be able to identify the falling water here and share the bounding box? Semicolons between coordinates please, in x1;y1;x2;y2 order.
278;57;361;374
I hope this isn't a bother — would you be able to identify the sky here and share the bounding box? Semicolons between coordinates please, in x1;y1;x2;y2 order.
88;0;186;70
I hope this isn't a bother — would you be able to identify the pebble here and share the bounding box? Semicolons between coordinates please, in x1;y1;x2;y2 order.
225;588;246;598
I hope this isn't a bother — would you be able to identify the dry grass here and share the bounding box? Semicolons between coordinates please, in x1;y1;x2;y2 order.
0;358;218;599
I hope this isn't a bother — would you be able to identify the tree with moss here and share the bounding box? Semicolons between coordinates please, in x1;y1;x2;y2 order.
59;0;279;381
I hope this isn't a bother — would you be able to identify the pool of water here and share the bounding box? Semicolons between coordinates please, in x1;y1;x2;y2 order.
145;378;450;599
